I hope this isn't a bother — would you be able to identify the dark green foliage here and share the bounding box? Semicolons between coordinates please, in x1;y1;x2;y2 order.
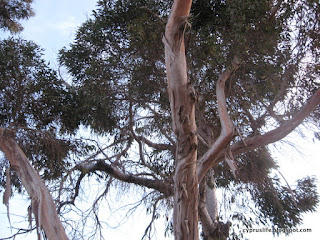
0;0;35;33
0;38;63;129
0;38;88;181
57;0;320;237
253;176;318;230
59;0;171;134
237;148;277;184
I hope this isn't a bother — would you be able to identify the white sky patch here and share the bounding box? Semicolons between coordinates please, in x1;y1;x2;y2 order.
49;16;79;30
48;16;81;36
14;0;96;67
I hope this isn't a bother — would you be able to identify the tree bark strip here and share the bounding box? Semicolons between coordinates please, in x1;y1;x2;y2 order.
231;88;320;155
0;128;69;240
163;0;199;239
199;88;320;171
197;58;239;182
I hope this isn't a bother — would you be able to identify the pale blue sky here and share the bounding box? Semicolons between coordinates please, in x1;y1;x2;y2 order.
0;1;319;240
18;0;97;67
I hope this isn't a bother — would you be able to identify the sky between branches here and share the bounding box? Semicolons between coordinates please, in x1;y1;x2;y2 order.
0;1;319;239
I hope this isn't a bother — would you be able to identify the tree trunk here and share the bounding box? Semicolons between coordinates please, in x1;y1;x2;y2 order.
0;128;69;240
163;0;198;239
199;171;230;240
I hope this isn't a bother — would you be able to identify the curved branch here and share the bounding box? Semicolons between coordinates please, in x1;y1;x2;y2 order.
0;128;68;240
76;160;173;197
58;172;86;213
231;88;320;156
128;103;174;154
197;58;240;182
137;135;175;152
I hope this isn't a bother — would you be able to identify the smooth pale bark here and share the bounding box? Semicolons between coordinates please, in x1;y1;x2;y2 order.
197;58;239;182
199;170;217;238
202;88;320;168
0;128;69;240
205;171;218;222
164;0;198;239
199;171;230;240
231;89;320;155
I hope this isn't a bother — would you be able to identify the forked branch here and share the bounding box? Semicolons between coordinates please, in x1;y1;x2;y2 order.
231;88;320;155
76;160;173;197
197;58;240;182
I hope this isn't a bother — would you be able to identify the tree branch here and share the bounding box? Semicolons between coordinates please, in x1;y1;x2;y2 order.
197;58;240;182
0;128;68;240
137;135;175;152
76;160;173;197
231;88;320;155
196;107;215;147
58;172;86;213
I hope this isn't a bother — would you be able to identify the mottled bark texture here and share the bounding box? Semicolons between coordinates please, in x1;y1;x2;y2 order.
163;0;198;239
0;128;69;240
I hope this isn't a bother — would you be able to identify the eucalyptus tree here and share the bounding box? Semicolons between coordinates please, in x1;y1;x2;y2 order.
58;0;320;239
1;0;319;239
0;37;82;239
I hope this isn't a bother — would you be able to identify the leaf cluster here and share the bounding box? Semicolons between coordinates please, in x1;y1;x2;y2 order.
0;38;92;183
57;0;320;236
253;176;319;229
0;0;35;33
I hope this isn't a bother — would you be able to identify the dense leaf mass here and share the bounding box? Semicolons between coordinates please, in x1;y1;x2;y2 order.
57;0;320;237
0;38;62;129
0;0;319;239
0;38;87;182
253;176;318;229
0;0;34;33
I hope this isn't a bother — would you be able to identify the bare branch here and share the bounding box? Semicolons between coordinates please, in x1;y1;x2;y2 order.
231;88;320;155
58;172;86;213
197;58;240;182
196;107;215;146
145;105;176;146
141;196;164;240
0;226;36;240
137;135;175;152
76;160;173;197
268;0;283;21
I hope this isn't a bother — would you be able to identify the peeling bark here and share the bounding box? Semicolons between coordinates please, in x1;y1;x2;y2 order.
164;0;199;239
197;58;240;182
0;128;69;240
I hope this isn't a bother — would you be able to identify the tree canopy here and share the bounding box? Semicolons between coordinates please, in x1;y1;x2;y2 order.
1;0;320;239
0;0;35;33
